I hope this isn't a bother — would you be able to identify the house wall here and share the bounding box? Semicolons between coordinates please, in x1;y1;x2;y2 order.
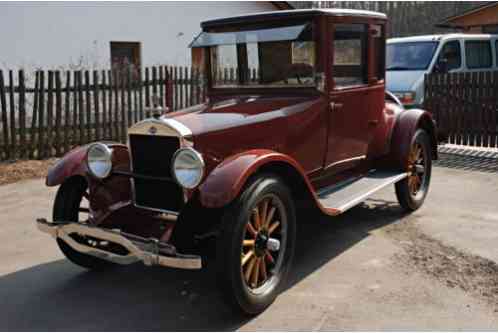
0;1;277;71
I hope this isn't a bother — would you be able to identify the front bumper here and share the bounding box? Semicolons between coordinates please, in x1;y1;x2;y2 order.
36;218;201;269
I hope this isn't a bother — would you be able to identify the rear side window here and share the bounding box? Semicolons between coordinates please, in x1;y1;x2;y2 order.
439;40;461;70
333;24;368;88
465;41;492;69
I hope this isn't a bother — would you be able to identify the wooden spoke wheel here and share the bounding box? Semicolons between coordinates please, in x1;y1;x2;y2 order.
217;175;296;315
395;129;432;211
241;194;287;292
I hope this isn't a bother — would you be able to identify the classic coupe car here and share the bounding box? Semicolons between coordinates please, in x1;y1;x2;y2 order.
37;9;437;314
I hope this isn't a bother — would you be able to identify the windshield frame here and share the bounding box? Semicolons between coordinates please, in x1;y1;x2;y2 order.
201;19;321;93
386;41;440;71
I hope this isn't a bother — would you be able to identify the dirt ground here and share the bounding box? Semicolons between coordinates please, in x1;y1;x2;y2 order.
0;152;498;330
0;159;56;186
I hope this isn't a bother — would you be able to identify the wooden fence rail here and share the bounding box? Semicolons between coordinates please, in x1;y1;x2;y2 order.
424;71;498;148
0;65;213;161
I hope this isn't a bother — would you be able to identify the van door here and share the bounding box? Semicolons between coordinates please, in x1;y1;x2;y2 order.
434;40;463;73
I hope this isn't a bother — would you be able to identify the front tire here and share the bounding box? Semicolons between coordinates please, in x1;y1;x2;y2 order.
395;129;432;211
216;174;296;315
53;177;116;270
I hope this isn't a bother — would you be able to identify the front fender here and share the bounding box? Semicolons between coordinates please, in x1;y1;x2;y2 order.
46;142;129;187
198;149;315;208
390;108;438;170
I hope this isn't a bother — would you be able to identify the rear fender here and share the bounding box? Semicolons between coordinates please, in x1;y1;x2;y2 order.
46;142;129;187
390;109;438;170
198;149;317;208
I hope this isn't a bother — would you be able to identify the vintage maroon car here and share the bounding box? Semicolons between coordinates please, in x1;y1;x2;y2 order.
37;9;437;314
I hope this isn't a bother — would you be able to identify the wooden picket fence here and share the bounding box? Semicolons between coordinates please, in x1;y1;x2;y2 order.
0;66;210;161
424;71;498;148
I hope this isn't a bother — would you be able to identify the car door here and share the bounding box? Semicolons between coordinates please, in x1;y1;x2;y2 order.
325;22;372;174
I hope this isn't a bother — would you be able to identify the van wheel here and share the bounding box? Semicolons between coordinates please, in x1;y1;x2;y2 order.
395;129;432;211
216;175;296;315
53;177;116;270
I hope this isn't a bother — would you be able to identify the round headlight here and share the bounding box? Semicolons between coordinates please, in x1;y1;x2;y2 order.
172;148;205;189
87;143;113;179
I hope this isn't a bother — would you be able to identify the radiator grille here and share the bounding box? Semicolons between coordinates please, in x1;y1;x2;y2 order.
129;134;184;212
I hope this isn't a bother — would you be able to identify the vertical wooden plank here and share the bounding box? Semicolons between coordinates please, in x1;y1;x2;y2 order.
44;70;54;158
101;70;108;140
18;70;27;158
482;71;490;147
461;73;469;146
152;66;158;107
447;74;455;144
93;71;101;141
84;71;92;143
173;66;178;111
77;71;85;145
159;66;165;107
64;71;71;153
54;71;62;156
8;71;17;158
120;70;127;143
127;68;132;128
107;70;114;140
178;66;183;109
0;71;9;160
491;72;498;148
72;71;79;146
138;68;144;119
184;66;189;108
37;71;45;159
475;71;482;147
144;67;150;115
113;70;120;141
133;71;139;123
189;67;195;107
29;71;39;159
454;73;462;145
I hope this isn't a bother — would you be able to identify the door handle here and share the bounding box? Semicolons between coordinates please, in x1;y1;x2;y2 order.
330;102;343;111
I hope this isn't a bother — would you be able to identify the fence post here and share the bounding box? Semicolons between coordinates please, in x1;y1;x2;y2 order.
64;71;71;154
54;71;62;156
93;71;101;141
37;70;45;159
29;71;39;159
45;70;54;158
9;71;16;158
0;71;9;160
18;70;27;158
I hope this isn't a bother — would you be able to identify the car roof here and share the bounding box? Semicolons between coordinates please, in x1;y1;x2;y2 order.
201;8;387;28
388;33;498;44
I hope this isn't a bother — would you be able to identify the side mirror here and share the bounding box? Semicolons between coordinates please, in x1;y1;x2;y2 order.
434;58;449;73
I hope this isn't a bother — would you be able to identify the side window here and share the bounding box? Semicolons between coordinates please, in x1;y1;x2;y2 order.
439;41;461;71
333;24;367;88
372;24;385;81
465;40;492;69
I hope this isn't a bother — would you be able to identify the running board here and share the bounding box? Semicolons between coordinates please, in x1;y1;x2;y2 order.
317;170;408;215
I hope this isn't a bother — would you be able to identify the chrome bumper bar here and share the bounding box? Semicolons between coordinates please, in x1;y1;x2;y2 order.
36;218;201;270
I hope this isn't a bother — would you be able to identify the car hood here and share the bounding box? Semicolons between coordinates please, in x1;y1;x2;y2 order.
386;70;425;92
163;95;319;137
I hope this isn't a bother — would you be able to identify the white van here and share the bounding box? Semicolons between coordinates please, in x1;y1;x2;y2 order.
386;34;498;108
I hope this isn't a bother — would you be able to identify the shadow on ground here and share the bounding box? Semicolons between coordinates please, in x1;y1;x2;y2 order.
1;199;405;331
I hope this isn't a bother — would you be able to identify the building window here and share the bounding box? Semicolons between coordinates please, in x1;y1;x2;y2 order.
333;24;368;88
482;25;498;34
110;41;141;80
465;40;492;69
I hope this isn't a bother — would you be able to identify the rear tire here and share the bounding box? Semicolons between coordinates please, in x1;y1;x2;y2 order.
53;177;116;270
216;174;296;315
395;129;432;211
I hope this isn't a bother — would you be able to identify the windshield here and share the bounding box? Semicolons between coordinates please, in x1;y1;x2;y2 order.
194;23;316;88
386;41;439;71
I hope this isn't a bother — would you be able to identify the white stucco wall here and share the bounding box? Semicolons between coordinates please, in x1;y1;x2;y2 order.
0;1;278;71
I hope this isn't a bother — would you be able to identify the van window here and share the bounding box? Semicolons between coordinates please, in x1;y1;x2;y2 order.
465;41;492;69
439;41;461;71
333;24;368;88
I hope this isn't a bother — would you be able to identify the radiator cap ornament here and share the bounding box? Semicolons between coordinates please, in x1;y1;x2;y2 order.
148;126;157;135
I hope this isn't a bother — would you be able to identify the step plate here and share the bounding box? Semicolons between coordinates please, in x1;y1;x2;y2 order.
318;170;408;215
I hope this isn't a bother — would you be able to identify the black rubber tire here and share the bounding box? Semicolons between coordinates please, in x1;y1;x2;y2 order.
395;129;432;212
53;177;116;270
216;174;296;315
